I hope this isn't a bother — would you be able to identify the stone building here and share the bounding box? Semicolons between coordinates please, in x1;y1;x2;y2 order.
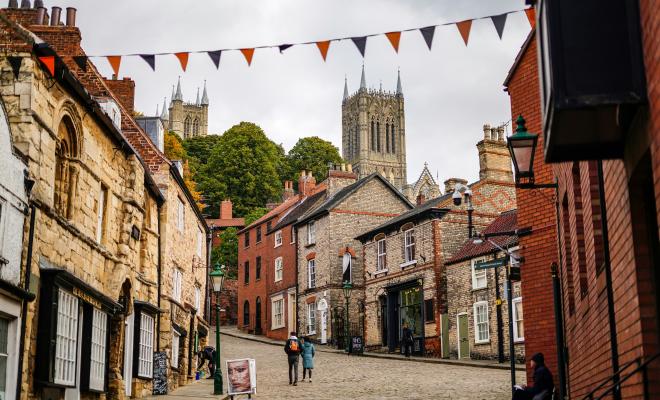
445;210;524;362
164;78;208;139
342;67;407;190
404;162;441;204
295;168;413;345
0;5;210;398
356;127;516;357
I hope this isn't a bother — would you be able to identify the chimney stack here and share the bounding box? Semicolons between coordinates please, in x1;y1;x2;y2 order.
298;170;317;197
65;7;76;27
219;199;233;220
35;6;46;24
326;164;358;197
50;6;61;26
282;181;295;201
477;122;512;182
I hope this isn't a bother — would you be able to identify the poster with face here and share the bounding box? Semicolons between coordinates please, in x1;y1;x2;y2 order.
226;358;256;395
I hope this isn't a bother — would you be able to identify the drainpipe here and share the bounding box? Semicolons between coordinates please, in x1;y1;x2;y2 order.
156;202;162;351
598;160;620;400
206;229;212;323
494;262;504;363
294;226;299;335
552;180;568;400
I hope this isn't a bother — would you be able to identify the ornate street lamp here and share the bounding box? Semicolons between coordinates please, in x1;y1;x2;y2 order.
507;115;557;190
209;262;226;395
342;281;353;353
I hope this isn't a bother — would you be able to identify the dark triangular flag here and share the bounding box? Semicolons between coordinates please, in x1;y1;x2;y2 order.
73;56;87;72
8;56;22;79
278;44;292;53
351;36;367;57
491;13;508;39
139;54;155;71
420;26;435;50
207;50;222;69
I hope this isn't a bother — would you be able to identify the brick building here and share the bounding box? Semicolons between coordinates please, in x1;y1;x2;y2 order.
356;129;516;356
445;211;524;362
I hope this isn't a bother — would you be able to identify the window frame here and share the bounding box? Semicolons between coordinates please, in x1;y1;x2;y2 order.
512;297;524;342
243;301;250;326
274;230;283;247
424;299;434;323
53;290;79;386
176;197;185;233
290;226;296;244
255;226;262;243
171;330;180;369
172;268;183;303
88;308;108;391
471;258;488;290
307;259;316;288
306;302;316;334
137;313;155;378
271;295;284;330
274;257;283;282
473;301;490;344
243;261;250;284
255;256;262;281
403;229;416;264
307;221;316;245
377;238;387;271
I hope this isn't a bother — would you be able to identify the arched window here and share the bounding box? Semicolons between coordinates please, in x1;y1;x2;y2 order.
371;119;376;151
376;121;381;152
243;300;250;326
184;116;191;136
54;116;79;218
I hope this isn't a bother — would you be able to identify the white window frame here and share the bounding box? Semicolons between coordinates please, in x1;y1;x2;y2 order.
404;229;415;264
471;258;487;290
512;297;524;342
306;303;316;334
271;295;284;329
196;228;203;258
274;230;283;247
172;269;182;303
274;257;283;282
177;197;185;232
473;301;489;344
96;186;106;243
307;221;316;245
171;330;180;368
290;227;296;244
377;239;387;271
307;259;316;288
138;313;154;378
0;199;5;255
54;289;79;386
89;308;107;391
194;286;201;312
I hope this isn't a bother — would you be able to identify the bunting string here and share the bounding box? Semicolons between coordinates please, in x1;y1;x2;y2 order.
77;7;533;74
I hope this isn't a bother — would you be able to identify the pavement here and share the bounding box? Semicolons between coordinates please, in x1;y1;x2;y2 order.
147;326;526;399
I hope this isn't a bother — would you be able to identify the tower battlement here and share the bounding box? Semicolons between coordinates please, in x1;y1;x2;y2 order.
160;77;209;139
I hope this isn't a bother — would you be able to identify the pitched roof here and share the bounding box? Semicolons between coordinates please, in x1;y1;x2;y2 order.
271;189;328;232
355;193;452;241
238;195;301;233
295;173;414;226
446;209;518;265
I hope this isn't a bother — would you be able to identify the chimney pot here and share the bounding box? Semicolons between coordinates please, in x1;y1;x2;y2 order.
20;0;30;9
50;6;61;26
35;6;46;24
65;7;76;27
8;0;18;8
33;0;43;7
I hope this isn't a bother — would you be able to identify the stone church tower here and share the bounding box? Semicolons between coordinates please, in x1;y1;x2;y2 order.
342;66;407;190
164;77;209;139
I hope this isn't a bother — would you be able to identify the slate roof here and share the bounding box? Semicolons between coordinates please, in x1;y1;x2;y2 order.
295;173;414;226
270;189;328;233
446;209;518;265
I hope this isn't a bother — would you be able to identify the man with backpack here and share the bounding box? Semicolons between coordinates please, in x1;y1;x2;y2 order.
284;331;302;385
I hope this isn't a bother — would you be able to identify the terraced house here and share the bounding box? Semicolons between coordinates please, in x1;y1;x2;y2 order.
0;4;208;398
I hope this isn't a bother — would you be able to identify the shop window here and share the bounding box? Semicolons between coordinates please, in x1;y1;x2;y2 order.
307;221;316;245
256;226;262;243
307;303;316;334
172;268;182;303
255;256;261;280
512;297;524;342
424;299;434;323
400;287;422;336
404;229;415;263
54;290;79;386
138;313;154;378
275;230;282;247
172;330;180;368
307;259;316;288
88;308;108;391
377;239;387;271
243;301;250;326
271;296;284;329
471;258;487;289
473;301;489;344
275;257;283;282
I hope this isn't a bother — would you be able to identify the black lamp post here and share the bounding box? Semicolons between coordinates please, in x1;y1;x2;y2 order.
209;262;226;395
342;281;353;353
507;115;556;190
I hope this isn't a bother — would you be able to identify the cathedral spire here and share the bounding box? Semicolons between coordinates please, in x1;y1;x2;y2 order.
201;80;209;105
170;85;175;106
343;75;349;101
195;87;200;106
360;64;366;90
160;97;168;120
174;76;183;101
396;69;403;95
155;103;159;117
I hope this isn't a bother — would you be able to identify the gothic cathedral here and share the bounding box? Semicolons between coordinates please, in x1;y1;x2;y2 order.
342;66;407;190
159;77;209;139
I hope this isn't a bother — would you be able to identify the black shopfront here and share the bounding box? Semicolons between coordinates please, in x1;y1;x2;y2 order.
380;280;425;355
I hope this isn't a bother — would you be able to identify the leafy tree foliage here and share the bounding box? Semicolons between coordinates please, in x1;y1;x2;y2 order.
244;207;269;226
164;131;205;210
286;136;343;187
183;135;223;176
210;227;238;278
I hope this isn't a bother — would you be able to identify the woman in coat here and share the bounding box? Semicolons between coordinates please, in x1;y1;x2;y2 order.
301;337;316;382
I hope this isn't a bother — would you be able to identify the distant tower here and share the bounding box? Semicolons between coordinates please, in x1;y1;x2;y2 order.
167;77;209;139
342;66;407;189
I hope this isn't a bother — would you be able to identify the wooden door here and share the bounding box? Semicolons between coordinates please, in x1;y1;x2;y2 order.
458;314;470;359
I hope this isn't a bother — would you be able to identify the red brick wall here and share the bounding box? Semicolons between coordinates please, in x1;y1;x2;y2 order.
266;225;297;341
103;77;135;115
237;222;271;335
505;32;560;385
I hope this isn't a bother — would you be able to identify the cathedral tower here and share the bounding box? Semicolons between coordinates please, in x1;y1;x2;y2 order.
342;67;407;189
167;77;209;139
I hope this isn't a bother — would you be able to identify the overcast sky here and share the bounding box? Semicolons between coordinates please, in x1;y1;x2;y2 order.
53;0;530;185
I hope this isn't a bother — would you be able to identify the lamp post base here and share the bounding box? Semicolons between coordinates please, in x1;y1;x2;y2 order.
213;371;223;395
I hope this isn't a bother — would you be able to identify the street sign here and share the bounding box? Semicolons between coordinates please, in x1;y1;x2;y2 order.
509;265;521;281
475;257;507;270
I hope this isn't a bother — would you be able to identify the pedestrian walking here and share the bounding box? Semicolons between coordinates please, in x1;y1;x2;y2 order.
402;322;414;358
512;352;555;400
301;336;315;383
197;346;216;378
284;331;302;386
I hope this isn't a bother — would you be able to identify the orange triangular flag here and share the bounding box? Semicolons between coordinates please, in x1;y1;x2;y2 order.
106;56;121;76
525;8;536;28
385;32;401;53
316;41;331;61
38;56;55;76
175;52;189;72
240;48;255;66
456;20;473;46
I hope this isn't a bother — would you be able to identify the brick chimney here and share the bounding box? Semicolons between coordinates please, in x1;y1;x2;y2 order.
477;123;513;182
444;178;467;194
325;163;358;197
219;199;233;220
282;180;295;201
298;171;317;197
103;77;135;115
416;193;426;206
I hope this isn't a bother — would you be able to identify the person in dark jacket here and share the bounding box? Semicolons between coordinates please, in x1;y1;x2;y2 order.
402;322;414;358
197;346;216;378
513;352;555;400
284;331;302;386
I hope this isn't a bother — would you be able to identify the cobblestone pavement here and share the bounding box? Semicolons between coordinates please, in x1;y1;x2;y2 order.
207;333;524;400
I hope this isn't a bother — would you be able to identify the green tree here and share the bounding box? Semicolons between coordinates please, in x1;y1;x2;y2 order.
286;136;343;186
164;131;205;210
183;135;223;176
199;122;284;217
210;227;238;278
244;207;269;226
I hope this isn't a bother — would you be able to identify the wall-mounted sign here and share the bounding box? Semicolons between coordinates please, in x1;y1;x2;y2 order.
72;287;101;309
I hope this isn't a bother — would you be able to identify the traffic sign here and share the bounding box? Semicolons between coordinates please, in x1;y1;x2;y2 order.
474;257;507;270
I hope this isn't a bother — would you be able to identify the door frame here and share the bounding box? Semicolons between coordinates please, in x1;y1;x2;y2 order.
255;297;262;334
457;312;469;359
124;312;134;397
287;292;296;335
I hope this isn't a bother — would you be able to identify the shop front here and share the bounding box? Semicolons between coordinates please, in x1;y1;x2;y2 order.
381;281;425;355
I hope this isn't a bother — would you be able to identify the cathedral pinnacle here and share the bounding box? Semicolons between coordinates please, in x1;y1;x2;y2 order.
170;85;175;106
201;80;209;105
174;76;183;101
196;87;200;106
396;69;403;95
360;64;366;90
343;76;349;101
155;103;159;117
160;97;168;120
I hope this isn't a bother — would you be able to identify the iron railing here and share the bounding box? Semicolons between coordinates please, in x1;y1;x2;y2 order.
582;352;660;400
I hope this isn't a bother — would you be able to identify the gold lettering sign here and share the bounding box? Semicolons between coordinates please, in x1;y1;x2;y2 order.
72;287;102;309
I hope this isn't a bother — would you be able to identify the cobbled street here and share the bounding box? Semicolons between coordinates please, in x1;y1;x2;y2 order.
208;333;524;400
